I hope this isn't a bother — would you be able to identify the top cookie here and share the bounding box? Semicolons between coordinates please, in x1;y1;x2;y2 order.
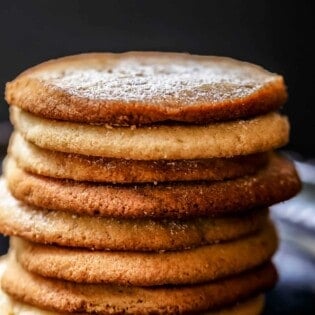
6;52;286;125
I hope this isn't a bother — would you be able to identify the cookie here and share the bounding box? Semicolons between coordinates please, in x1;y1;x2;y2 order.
0;257;264;315
204;295;265;315
4;155;301;218
5;52;286;125
0;295;266;315
0;179;268;251
9;133;268;183
0;258;55;314
13;222;277;286
1;298;56;315
0;257;14;315
11;107;289;160
0;257;265;315
2;255;277;314
0;256;58;315
1;293;265;315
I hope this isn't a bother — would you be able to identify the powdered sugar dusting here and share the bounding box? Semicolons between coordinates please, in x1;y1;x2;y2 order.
35;54;278;104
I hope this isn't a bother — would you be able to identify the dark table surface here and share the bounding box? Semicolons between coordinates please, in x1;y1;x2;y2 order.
0;151;314;314
265;226;315;314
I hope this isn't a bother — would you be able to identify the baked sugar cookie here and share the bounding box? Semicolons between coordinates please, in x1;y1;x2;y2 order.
204;295;265;315
5;52;286;125
13;222;277;286
0;259;265;315
0;291;265;315
0;258;265;315
4;155;301;218
2;255;276;314
0;179;268;251
11;107;289;160
0;258;55;314
10;133;268;183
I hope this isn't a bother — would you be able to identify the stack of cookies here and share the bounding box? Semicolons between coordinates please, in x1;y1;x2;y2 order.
0;52;300;314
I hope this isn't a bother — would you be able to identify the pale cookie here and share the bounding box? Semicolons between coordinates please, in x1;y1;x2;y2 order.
13;222;277;286
5;52;286;125
0;179;268;251
11;107;289;160
2;255;276;314
4;155;301;218
9;133;268;183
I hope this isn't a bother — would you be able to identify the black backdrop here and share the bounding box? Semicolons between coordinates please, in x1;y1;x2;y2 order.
0;0;314;155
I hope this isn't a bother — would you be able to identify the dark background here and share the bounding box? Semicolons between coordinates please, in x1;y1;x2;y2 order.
0;2;315;314
0;0;314;155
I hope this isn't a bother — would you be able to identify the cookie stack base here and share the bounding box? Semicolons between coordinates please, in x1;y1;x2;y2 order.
0;256;273;314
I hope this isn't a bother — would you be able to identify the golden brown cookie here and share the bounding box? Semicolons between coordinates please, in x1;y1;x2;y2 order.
1;292;265;315
11;107;289;160
9;133;268;183
4;155;301;218
0;179;269;251
2;255;277;314
0;257;265;314
0;257;55;314
204;295;265;315
5;52;287;125
13;222;277;286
